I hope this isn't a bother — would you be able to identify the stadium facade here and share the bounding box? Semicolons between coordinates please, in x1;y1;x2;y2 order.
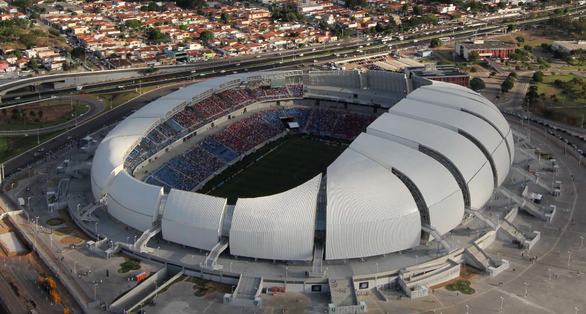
91;70;513;262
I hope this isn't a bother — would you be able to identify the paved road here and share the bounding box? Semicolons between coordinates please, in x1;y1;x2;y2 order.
3;4;585;105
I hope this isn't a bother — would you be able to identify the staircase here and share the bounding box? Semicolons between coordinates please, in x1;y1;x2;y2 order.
421;224;451;253
65;162;91;179
308;242;325;277
512;168;553;193
498;187;548;221
328;278;357;307
225;275;263;307
499;220;527;244
78;202;102;223
464;244;493;271
466;209;498;230
133;225;161;253
201;237;229;271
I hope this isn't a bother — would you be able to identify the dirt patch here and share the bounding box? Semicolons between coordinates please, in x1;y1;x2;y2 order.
46;218;64;227
430;266;481;290
54;227;73;236
54;210;89;241
59;236;84;246
0;100;89;131
187;277;232;297
118;258;141;273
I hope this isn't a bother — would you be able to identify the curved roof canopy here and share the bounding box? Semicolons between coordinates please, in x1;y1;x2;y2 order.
326;150;421;260
162;190;227;250
229;175;322;261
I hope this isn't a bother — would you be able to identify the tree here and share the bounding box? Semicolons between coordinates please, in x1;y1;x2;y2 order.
125;19;142;30
509;71;518;79
145;28;169;44
28;58;39;71
532;71;544;82
271;5;304;22
220;12;230;24
501;77;515;92
470;77;486;91
176;0;207;10
516;36;525;43
199;30;214;42
142;2;162;12
468;51;480;62
70;47;86;59
345;0;367;9
12;0;33;9
524;85;539;106
429;38;442;48
413;5;423;15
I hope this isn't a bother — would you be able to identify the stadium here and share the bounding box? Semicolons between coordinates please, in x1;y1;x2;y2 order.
87;70;515;307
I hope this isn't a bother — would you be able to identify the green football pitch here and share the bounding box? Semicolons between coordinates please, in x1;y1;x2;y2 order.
201;135;346;202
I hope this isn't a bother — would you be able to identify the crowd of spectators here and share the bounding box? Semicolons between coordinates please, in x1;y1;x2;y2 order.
145;106;376;191
287;84;304;98
173;107;200;130
250;86;292;100
212;111;284;153
306;108;376;140
126;84;376;182
218;89;256;107
192;95;228;120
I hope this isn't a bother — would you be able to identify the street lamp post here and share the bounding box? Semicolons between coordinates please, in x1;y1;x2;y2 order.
524;282;528;297
580;236;584;249
568;250;573;267
33;216;39;251
499;296;504;313
284;266;288;288
375;262;379;286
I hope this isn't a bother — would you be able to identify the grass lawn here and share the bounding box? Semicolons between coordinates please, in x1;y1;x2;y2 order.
493;30;557;47
533;73;586;127
560;65;586;71
203;135;346;202
536;74;586;106
97;85;160;108
0;103;89;131
0;131;62;162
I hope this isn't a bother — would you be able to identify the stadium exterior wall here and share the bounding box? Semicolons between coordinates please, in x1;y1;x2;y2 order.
90;70;514;261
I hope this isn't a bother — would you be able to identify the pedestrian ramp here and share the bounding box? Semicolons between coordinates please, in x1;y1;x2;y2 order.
308;241;325;277
327;278;367;313
201;237;229;271
134;225;161;253
223;275;263;307
497;187;550;221
498;219;541;250
464;244;509;277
